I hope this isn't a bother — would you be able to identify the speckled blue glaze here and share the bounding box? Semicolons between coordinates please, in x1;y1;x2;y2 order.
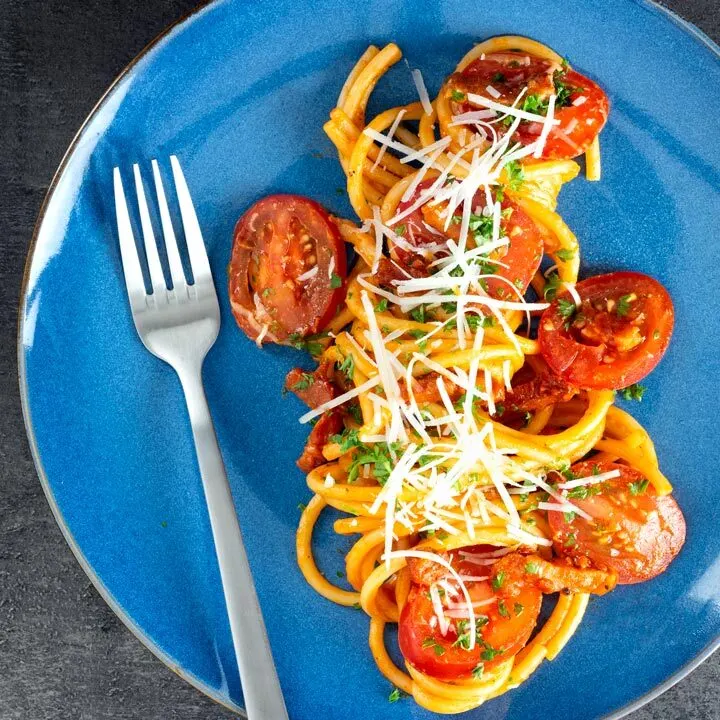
19;1;720;718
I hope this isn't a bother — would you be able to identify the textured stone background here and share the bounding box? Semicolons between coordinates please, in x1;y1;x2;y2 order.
1;1;718;718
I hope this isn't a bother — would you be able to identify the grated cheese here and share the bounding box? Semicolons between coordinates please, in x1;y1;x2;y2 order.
411;68;434;115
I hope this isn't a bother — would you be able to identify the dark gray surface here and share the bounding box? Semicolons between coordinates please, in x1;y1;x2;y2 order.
1;1;718;718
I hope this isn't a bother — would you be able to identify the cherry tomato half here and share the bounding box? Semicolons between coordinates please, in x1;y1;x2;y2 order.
538;271;674;389
399;550;542;681
547;460;686;584
515;69;609;159
447;52;609;160
229;194;346;343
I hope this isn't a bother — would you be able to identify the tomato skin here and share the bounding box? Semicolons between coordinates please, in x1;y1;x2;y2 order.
392;181;543;296
399;550;542;681
547;461;686;584
229;194;346;343
539;272;674;390
447;54;609;160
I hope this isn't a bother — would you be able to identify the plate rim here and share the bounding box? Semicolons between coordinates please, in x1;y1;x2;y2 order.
16;1;720;718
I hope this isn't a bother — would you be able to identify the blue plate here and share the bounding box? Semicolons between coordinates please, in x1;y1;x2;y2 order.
19;1;720;718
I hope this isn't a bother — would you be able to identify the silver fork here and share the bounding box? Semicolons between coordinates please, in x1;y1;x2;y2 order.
113;156;288;720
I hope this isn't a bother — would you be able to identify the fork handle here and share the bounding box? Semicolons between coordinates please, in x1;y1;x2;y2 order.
177;364;289;720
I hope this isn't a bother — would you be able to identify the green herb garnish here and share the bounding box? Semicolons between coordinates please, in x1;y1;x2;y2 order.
616;294;633;316
620;383;646;402
291;373;315;391
629;478;649;496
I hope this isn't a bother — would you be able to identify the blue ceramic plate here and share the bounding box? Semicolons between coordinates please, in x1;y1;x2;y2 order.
19;1;720;718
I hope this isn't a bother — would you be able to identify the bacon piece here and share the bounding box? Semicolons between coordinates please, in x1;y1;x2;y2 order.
503;372;577;413
491;552;616;596
285;360;338;409
296;410;344;472
403;373;464;405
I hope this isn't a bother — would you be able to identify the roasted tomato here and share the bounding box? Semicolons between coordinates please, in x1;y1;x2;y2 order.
547;460;686;584
446;52;609;160
399;583;541;681
399;548;542;680
390;180;543;296
538;272;674;389
229;195;346;343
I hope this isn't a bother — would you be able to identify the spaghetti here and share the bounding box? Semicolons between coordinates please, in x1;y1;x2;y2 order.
228;36;685;713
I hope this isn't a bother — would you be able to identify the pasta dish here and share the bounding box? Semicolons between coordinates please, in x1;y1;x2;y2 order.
228;35;685;713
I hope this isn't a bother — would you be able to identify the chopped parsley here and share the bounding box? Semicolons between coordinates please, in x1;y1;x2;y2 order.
422;637;446;656
629;478;650;496
395;224;406;236
522;93;548;114
555;248;575;262
388;687;406;703
330;428;361;452
497;600;510;618
525;562;540;575
492;571;506;591
468;212;494;242
408;328;428;352
514;602;525;616
543;272;562;301
566;484;602;500
492;72;506;83
291;373;315;391
410;304;431;323
480;641;502;662
448;313;496;332
564;532;577;548
297;502;307;512
553;71;573;107
348;402;363;424
563;510;576;523
557;298;577;324
338;354;355;381
288;332;325;357
620;383;646;402
347;442;401;484
504;160;524;190
374;297;388;312
330;272;343;289
451;89;466;102
616;293;633;316
454;617;489;650
472;664;485;679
